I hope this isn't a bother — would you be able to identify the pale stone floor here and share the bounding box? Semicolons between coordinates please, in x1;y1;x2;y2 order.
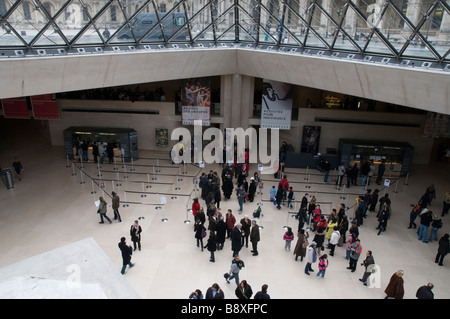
0;121;449;299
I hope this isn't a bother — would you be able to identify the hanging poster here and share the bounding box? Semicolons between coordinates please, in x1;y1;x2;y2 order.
31;94;59;120
301;126;321;154
181;78;211;126
1;97;30;119
260;79;293;130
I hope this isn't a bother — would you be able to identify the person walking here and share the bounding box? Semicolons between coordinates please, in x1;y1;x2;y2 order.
359;250;375;286
384;270;405;299
226;256;245;286
192;198;201;218
442;191;450;217
435;233;449;266
304;241;318;275
97;197;111;224
235;280;253;299
347;239;362;272
408;204;421;229
231;223;243;257
416;283;434;299
205;283;225;299
130;220;142;251
316;254;328;279
12;157;24;181
254;284;270;299
205;231;218;262
250;220;260;256
377;208;388;236
283;227;295;251
118;237;135;275
111;191;122;222
293;229;309;262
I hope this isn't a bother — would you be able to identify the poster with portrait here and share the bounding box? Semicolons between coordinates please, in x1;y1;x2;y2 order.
260;79;293;130
181;78;211;126
301;126;321;154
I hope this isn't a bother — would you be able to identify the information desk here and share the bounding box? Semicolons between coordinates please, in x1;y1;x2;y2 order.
63;127;138;162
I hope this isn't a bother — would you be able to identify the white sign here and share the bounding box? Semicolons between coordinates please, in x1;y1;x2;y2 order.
260;79;293;130
258;164;263;172
384;179;390;187
182;106;210;126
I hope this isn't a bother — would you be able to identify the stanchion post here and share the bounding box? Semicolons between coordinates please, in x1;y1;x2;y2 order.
71;162;77;176
113;156;118;171
80;169;85;184
152;166;157;180
403;172;409;186
147;174;152;188
66;155;70;168
91;180;97;194
141;182;147;198
116;172;121;187
123;191;129;207
393;179;399;193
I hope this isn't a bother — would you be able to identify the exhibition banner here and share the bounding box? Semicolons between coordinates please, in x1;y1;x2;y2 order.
1;97;30;119
31;94;59;120
260;79;293;130
180;78;211;126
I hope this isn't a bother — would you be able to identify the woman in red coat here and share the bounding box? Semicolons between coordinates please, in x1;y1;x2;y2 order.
192;198;201;218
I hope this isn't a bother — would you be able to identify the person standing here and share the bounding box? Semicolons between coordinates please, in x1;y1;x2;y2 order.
326;217;338;248
316;254;328;279
359;250;375;286
118;237;135;275
293;229;309;262
235;280;253;299
323;160;331;184
240;215;252;248
429;214;442;243
435;234;449;266
111;191;122;222
248;177;257;203
130;220;142;251
377;208;389;236
97;197;111;224
205;231;218;262
418;208;433;243
226;256;244;286
192;198;201;218
376;160;386;185
226;209;236;239
408;204;421;229
215;216;227;250
254;284;270;299
347;239;362;272
194;220;206;251
416;283;434;299
283;227;295;251
442;191;450;217
328;226;340;256
92;142;99;163
384;270;405;299
12;157;24;181
231;223;243;257
237;185;246;213
304;241;318;275
250;220;260;256
335;162;345;187
205;283;225;299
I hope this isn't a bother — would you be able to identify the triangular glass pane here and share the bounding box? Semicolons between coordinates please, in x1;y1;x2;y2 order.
282;6;310;46
373;4;415;53
110;4;142;43
54;1;91;42
92;0;128;42
0;0;14;16
189;4;214;41
333;29;361;52
406;1;449;60
343;3;374;50
216;26;237;41
365;32;395;55
167;23;190;42
258;7;278;43
193;25;215;41
237;7;258;41
75;24;104;44
33;27;67;46
304;29;328;49
0;25;25;47
306;4;334;45
6;2;50;45
215;5;235;33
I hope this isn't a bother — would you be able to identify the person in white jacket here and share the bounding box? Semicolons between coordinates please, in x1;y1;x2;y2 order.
329;226;341;257
304;242;318;275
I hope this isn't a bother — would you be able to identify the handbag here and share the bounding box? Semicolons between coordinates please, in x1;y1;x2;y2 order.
201;228;207;238
223;273;230;279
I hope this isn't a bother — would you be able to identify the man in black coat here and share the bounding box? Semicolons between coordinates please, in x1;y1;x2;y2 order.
118;237;135;275
205;231;217;262
231;223;243;257
435;233;449;266
416;283;434;299
215;216;227;250
250;220;260;256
